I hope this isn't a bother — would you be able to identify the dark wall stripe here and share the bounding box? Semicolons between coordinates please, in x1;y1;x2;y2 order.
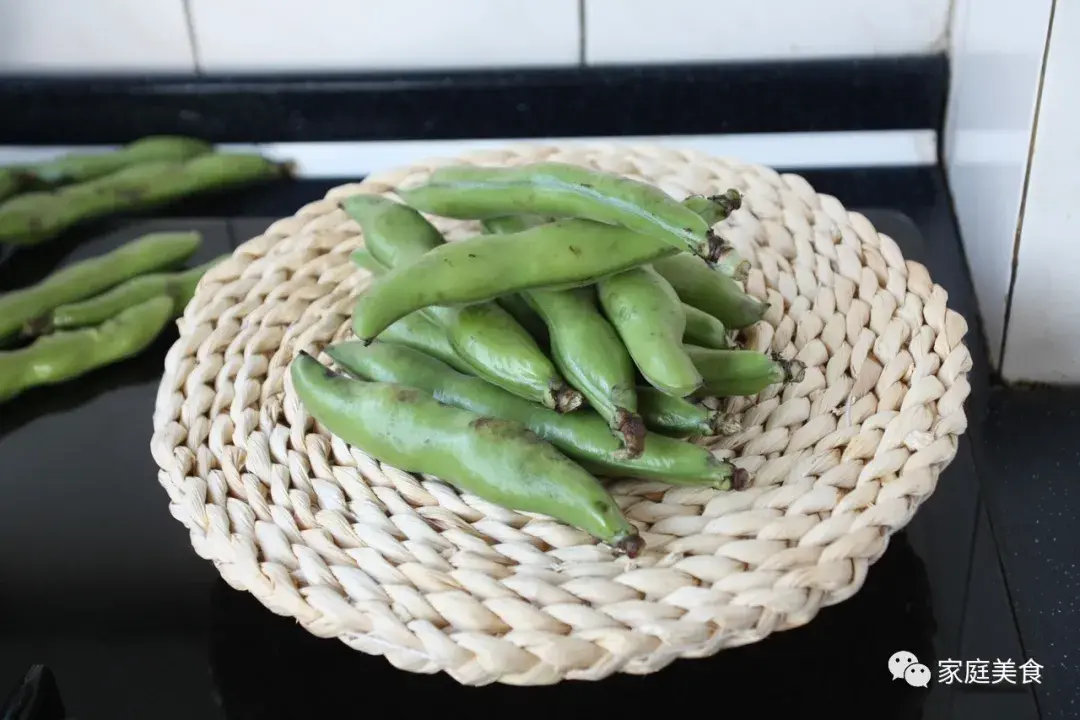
0;55;947;145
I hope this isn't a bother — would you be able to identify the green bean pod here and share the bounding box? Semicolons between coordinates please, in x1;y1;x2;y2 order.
326;342;747;490
652;253;767;330
637;386;741;437
598;266;702;398
343;194;580;411
374;311;477;376
0;168;34;203
683;190;742;227
450;303;583;412
480;214;642;454
351;219;677;342
399;162;724;261
350;248;386;276
479;215;549;341
350;249;474;375
681;190;749;279
0;152;288;246
525;287;645;455
28;136;212;186
686;345;805;397
682;303;733;350
36;254;228;333
291;351;644;556
0;296;174;403
494;293;549;344
0;230;202;342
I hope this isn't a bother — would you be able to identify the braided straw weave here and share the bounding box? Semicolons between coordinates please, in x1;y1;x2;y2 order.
151;144;971;686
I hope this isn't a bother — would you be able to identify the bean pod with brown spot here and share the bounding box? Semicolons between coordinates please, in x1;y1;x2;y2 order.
291;351;644;557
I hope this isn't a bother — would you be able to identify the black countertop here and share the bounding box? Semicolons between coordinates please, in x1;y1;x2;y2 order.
0;167;1070;720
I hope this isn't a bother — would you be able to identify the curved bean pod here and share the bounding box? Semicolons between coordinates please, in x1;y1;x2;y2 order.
682;303;733;350
40;254;228;333
29;136;212;187
681;190;749;279
686;345;805;397
343;195;580;411
0;152;288;246
0;230;201;342
351;219;677;342
291;351;643;556
350;249;475;375
327;341;746;490
478;215;549;341
525;287;644;454
598;266;702;398
0;296;173;403
637;386;741;437
400;162;721;260
652;253;767;330
481;214;643;455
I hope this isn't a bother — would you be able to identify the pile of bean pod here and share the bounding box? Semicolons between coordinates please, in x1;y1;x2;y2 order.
0;231;230;402
293;162;806;558
0;135;291;246
0;136;293;402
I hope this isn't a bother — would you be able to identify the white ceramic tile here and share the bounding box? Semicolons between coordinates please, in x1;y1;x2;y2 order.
189;0;580;73
0;0;195;74
943;0;1054;369
1002;1;1080;383
584;0;950;64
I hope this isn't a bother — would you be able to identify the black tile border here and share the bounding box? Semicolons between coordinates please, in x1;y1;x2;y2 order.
0;55;947;145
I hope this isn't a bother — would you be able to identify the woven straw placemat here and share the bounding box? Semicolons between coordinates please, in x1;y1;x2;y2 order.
151;143;971;686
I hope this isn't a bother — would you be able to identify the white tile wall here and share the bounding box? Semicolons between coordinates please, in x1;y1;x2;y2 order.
1001;1;1080;383
943;0;1055;369
0;0;195;74
584;0;951;64
188;0;581;73
0;0;960;74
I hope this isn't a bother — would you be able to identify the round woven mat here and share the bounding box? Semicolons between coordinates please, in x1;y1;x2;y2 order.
151;143;972;686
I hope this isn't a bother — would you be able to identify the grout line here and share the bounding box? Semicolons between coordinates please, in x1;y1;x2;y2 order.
181;0;204;75
999;0;1057;373
577;0;587;65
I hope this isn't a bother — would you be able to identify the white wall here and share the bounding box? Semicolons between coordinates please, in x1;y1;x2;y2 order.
0;0;950;74
943;0;1055;371
945;0;1080;383
999;1;1080;383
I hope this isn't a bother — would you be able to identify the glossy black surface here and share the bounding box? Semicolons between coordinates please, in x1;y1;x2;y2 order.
975;386;1080;720
0;56;947;144
0;169;1049;719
